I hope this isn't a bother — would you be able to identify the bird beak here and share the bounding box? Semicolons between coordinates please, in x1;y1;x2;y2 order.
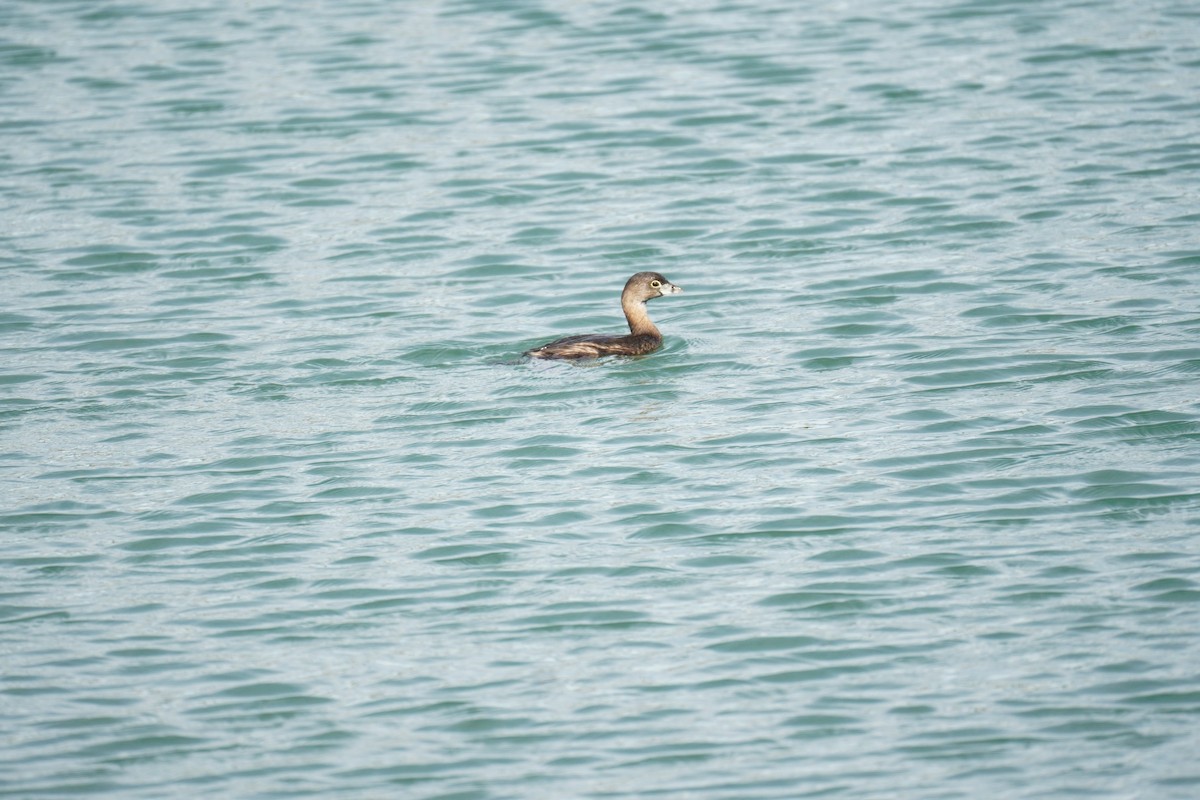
665;283;682;294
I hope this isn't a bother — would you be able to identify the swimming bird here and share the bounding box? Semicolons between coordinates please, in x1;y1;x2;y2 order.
525;271;682;360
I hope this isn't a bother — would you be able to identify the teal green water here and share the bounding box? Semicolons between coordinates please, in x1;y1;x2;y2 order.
3;1;1200;797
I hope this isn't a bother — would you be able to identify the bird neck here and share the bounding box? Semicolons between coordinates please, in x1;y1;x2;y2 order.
622;297;660;337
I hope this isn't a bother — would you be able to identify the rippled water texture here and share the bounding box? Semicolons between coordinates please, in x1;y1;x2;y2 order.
3;0;1200;797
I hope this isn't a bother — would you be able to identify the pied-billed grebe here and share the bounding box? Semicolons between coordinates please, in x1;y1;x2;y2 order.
525;271;683;360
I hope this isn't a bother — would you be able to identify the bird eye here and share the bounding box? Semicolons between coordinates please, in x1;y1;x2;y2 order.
650;280;661;288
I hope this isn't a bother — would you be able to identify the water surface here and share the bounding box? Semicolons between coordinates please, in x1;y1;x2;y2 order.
3;1;1200;798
